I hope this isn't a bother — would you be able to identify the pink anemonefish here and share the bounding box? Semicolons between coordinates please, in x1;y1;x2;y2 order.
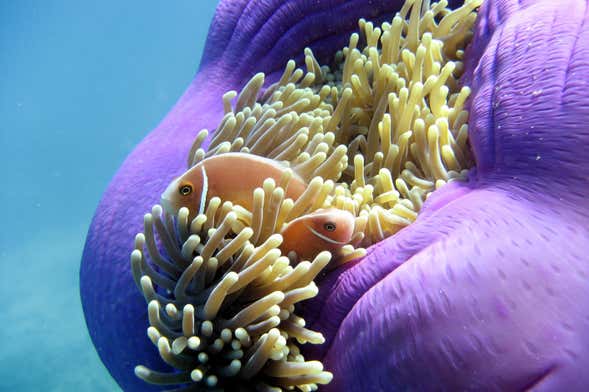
160;153;307;221
280;208;356;261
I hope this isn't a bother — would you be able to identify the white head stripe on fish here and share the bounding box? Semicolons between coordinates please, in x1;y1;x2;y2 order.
198;165;208;216
304;223;348;245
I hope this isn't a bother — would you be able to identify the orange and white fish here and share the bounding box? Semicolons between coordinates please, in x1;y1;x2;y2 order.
280;208;355;261
161;153;307;220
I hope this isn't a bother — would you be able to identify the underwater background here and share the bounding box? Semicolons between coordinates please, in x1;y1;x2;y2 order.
0;1;218;390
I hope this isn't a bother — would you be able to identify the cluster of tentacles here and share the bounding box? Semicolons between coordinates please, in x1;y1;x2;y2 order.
131;0;481;390
132;199;334;391
191;0;479;245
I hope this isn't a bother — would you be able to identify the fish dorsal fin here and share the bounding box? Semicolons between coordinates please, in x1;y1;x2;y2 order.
223;152;308;186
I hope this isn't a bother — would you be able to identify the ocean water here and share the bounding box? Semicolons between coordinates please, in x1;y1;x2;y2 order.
0;1;218;390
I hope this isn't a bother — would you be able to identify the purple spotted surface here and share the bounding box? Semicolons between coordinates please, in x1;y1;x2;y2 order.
80;1;589;391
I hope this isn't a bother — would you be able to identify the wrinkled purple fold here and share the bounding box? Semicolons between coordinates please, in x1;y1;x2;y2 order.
306;1;589;390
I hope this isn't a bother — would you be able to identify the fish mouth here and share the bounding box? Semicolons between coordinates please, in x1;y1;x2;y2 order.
160;174;183;213
160;182;177;216
159;195;174;215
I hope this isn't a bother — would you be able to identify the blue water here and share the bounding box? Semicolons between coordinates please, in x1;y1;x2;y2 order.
0;2;217;390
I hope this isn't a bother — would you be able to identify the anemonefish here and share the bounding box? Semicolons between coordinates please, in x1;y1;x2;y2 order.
280;208;356;261
161;153;307;220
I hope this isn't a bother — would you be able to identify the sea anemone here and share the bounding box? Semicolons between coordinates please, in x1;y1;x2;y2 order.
131;0;481;390
82;0;589;390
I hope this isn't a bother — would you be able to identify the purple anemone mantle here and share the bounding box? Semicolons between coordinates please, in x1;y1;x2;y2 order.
80;1;589;391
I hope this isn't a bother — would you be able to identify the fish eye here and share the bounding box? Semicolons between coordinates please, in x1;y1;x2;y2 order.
179;184;193;196
323;222;336;232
